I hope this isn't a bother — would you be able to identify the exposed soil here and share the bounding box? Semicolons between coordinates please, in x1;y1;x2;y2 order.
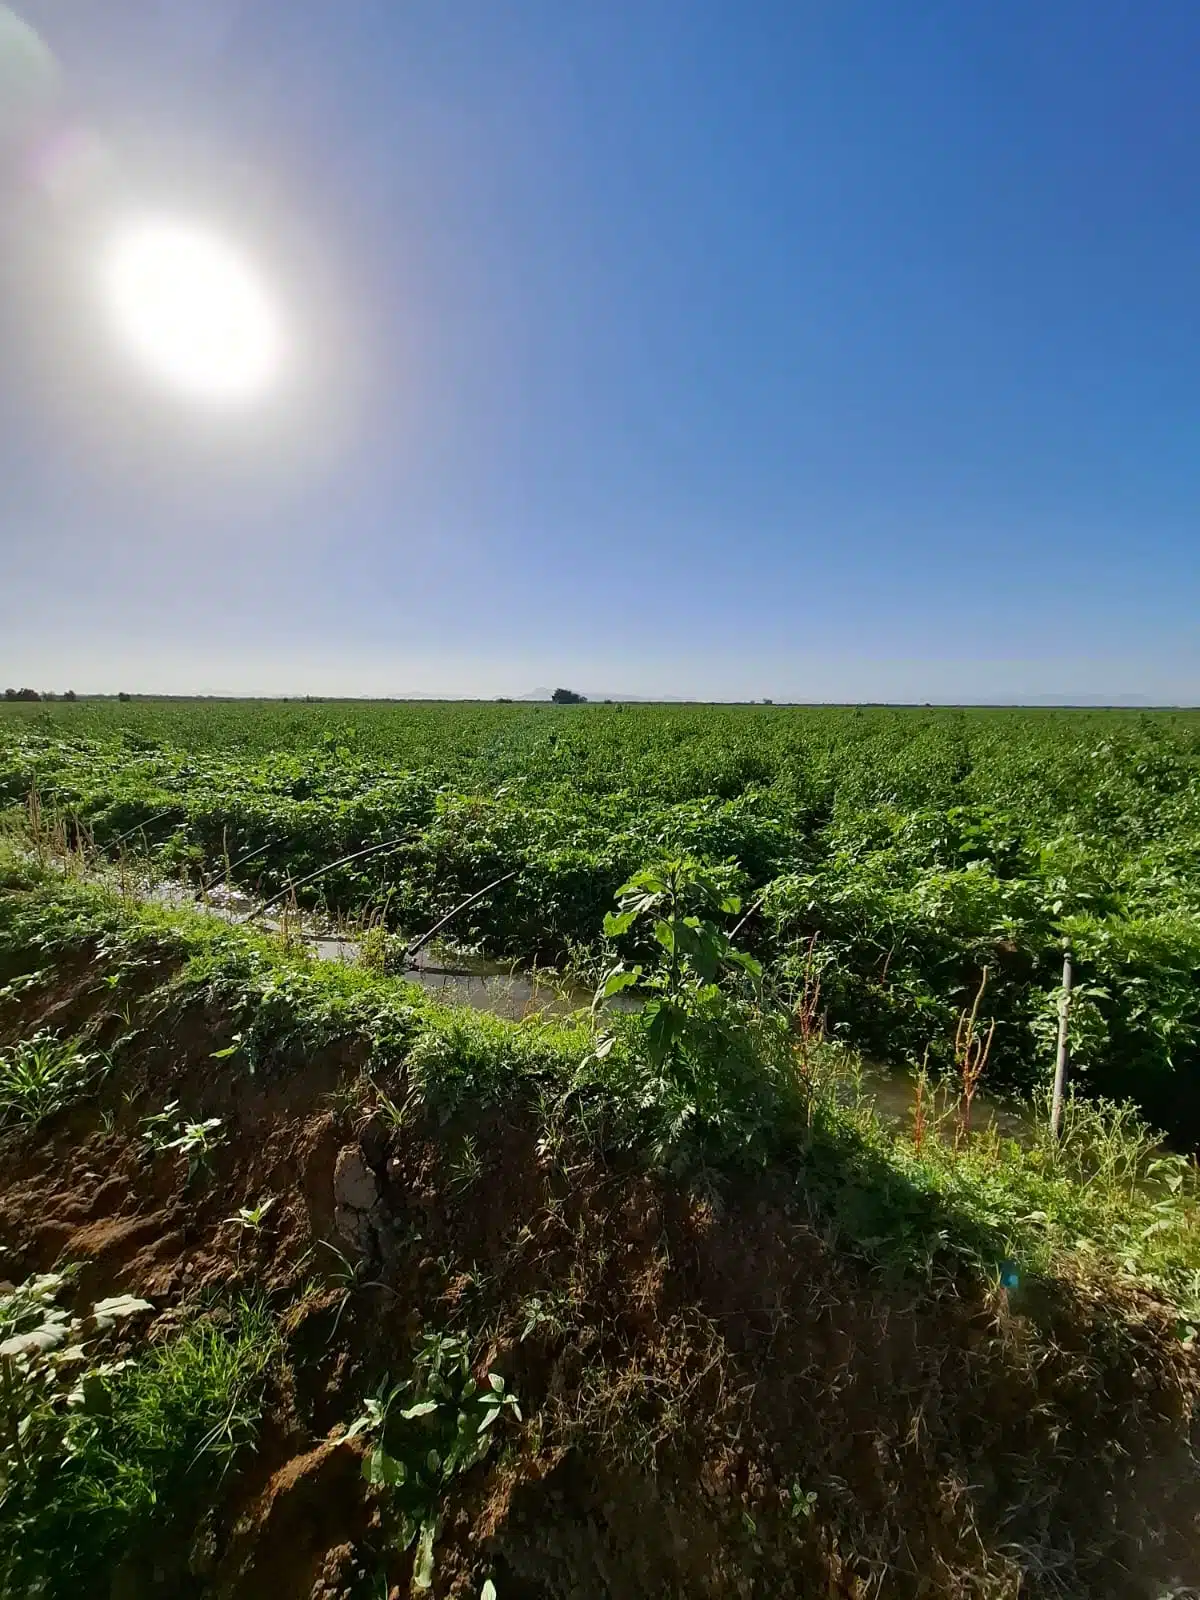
2;940;1199;1599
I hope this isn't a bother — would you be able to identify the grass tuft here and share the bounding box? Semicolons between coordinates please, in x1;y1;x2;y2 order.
0;1293;277;1596
0;1032;105;1130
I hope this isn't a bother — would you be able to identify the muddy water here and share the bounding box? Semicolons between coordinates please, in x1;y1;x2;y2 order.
314;939;595;1021
163;880;600;1021
856;1062;1037;1144
156;876;1037;1132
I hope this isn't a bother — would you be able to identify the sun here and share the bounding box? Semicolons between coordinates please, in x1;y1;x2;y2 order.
100;218;284;405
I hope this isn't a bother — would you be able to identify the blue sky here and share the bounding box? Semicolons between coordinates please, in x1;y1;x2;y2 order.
2;0;1198;701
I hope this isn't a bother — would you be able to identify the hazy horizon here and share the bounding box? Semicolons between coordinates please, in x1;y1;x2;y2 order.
4;678;1195;712
3;639;1198;709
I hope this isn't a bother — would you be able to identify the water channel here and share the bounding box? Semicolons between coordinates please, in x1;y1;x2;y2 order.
158;876;1040;1142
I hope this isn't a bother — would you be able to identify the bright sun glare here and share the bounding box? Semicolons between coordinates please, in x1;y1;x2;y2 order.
100;219;284;405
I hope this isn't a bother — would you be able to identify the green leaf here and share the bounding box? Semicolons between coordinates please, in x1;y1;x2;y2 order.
413;1521;437;1591
602;909;637;937
618;869;665;897
0;1323;71;1357
481;1582;498;1600
363;1447;406;1488
399;1398;440;1419
89;1294;153;1328
488;1371;505;1392
600;967;641;998
644;1001;680;1066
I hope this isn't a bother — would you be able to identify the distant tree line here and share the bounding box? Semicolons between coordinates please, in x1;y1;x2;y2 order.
3;689;77;701
551;687;586;704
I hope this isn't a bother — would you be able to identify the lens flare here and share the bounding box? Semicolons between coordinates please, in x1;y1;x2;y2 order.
0;6;59;143
100;218;284;405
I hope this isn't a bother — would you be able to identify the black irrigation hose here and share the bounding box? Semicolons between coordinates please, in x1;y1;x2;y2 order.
238;835;414;925
400;867;522;966
104;808;183;851
730;892;767;942
201;839;276;893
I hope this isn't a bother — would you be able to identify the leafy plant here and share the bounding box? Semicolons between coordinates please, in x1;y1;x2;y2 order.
0;1032;106;1130
0;1268;277;1596
316;1237;390;1340
344;1330;521;1591
0;1270;151;1592
584;859;778;1167
518;1289;574;1343
37;1300;272;1593
140;1102;226;1181
594;857;761;1062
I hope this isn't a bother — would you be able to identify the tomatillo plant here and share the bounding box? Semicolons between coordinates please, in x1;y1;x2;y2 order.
587;860;785;1169
594;858;762;1064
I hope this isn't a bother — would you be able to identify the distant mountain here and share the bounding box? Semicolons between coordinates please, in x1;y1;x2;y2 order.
519;689;689;703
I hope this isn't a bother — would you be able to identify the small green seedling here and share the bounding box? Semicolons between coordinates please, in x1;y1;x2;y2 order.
141;1102;226;1181
448;1133;483;1193
225;1196;276;1232
788;1482;818;1520
518;1289;573;1343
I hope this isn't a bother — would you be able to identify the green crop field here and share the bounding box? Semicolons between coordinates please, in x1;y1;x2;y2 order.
5;698;1200;1597
3;697;1199;1134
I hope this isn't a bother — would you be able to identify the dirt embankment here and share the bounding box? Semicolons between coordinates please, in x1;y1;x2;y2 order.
2;942;1199;1599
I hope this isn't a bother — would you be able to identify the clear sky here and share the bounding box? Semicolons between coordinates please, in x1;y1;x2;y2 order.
2;0;1198;702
